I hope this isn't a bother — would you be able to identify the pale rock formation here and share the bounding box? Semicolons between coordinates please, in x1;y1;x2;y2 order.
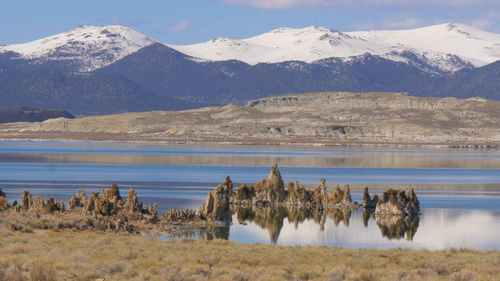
375;187;420;215
286;181;312;206
230;165;360;209
200;184;230;222
68;190;89;210
162;208;197;223
22;190;33;211
19;191;65;213
363;187;379;208
0;186;7;209
254;164;288;204
7;92;500;146
225;176;234;196
326;184;358;209
311;179;328;206
123;188;142;214
235;183;255;204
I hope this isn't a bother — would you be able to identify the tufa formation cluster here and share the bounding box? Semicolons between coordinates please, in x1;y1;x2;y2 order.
231;164;358;209
374;188;420;216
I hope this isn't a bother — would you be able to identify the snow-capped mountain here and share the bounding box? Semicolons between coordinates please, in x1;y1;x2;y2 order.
0;25;155;71
2;22;500;114
169;23;500;72
2;22;498;73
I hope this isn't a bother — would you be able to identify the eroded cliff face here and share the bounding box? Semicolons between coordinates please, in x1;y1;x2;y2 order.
1;92;499;145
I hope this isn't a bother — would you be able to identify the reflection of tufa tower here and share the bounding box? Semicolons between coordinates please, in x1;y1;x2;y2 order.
251;207;286;244
375;215;420;241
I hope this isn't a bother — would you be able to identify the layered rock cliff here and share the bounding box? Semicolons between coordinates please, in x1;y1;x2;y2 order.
1;92;499;146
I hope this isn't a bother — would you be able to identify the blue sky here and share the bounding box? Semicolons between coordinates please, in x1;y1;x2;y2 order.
1;0;498;44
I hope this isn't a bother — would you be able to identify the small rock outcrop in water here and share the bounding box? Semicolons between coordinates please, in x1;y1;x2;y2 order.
253;164;288;204
375;187;420;215
231;164;359;209
228;165;420;213
1;166;422;237
326;184;357;209
200;183;231;222
363;187;379;208
286;181;312;206
235;183;255;203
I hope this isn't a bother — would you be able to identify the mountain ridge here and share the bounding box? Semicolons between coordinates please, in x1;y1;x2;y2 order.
169;22;500;72
1;23;500;114
0;25;155;72
1;22;499;73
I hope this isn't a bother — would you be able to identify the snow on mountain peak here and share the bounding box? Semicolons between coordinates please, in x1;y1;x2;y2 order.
0;24;155;71
169;22;500;72
349;22;500;70
1;22;499;73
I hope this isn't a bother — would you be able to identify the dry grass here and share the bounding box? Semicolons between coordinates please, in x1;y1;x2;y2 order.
0;224;499;281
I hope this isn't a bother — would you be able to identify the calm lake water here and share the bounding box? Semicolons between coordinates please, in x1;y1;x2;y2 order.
1;141;499;250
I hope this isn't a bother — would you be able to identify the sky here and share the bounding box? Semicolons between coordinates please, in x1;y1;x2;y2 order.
1;0;499;45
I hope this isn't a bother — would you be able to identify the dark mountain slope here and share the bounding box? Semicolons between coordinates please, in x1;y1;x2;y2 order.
0;66;201;115
97;44;444;104
435;61;500;100
1;42;499;115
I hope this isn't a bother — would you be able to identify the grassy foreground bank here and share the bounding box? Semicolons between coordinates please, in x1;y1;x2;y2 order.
0;226;499;281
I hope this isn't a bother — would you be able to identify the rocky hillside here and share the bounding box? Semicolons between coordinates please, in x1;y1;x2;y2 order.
1;92;499;146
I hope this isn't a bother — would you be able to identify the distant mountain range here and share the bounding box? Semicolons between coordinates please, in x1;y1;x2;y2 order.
1;23;499;115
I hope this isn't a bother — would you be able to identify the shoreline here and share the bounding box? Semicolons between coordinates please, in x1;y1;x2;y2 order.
0;135;498;149
1;91;499;149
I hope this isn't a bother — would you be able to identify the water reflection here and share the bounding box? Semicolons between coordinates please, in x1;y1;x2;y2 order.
375;214;420;241
230;206;419;244
165;208;500;250
223;208;500;249
1;141;500;169
199;226;230;241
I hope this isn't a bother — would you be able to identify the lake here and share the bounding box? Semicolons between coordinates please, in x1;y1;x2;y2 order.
1;141;499;250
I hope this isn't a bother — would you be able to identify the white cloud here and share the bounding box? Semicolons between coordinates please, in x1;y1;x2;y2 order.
217;0;499;10
107;15;148;28
220;0;325;10
470;19;495;30
353;17;428;30
110;15;122;25
168;19;191;33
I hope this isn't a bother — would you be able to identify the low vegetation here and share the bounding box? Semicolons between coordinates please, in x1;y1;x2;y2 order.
0;224;498;281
